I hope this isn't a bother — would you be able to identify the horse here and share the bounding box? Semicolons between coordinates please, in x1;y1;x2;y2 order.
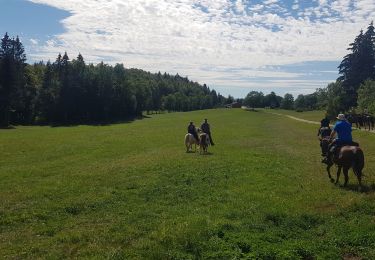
184;133;199;153
346;113;363;129
363;114;374;131
321;139;365;190
199;133;209;154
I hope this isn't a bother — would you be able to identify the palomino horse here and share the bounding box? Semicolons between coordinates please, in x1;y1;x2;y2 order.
321;139;365;190
185;133;199;152
199;133;210;154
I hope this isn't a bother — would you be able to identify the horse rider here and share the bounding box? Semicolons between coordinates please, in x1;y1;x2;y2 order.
201;119;214;146
317;116;332;156
322;114;358;164
187;121;199;142
317;115;330;136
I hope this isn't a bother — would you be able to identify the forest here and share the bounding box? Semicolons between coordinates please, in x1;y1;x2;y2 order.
2;22;375;126
0;33;230;127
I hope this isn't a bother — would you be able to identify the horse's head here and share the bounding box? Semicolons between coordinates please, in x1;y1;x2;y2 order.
320;137;331;156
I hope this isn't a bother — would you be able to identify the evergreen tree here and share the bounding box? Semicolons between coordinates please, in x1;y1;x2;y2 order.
0;33;28;126
338;22;375;109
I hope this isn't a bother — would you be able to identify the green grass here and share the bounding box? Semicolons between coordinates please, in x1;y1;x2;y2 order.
261;108;327;122
1;109;375;259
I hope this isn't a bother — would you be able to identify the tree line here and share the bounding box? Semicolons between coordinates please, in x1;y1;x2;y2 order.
0;33;230;127
243;22;375;117
242;90;319;111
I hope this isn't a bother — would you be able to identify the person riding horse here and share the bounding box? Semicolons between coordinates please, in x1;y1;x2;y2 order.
317;116;332;156
201;119;214;146
187;122;199;142
322;114;358;165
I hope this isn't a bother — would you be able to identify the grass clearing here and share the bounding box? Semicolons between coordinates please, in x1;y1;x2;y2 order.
260;109;327;122
1;109;375;258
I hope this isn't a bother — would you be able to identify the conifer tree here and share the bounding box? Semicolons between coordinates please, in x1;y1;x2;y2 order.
338;22;375;109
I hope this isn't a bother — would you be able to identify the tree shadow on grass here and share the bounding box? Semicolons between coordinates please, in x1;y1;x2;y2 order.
50;115;152;128
0;125;16;130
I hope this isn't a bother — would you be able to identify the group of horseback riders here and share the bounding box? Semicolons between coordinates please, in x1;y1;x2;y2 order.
187;119;215;146
318;113;359;165
346;108;375;131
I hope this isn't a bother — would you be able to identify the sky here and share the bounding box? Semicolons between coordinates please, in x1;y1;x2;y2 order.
1;0;375;98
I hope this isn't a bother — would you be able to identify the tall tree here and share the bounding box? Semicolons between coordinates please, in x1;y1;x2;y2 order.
280;93;294;110
0;33;28;126
338;22;375;109
243;91;264;108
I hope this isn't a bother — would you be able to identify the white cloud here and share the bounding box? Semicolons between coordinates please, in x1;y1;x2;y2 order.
29;38;39;45
26;0;375;95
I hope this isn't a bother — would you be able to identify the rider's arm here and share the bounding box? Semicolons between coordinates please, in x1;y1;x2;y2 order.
329;130;336;140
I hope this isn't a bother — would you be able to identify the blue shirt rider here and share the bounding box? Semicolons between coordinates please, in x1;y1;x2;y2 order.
332;115;352;145
322;113;356;164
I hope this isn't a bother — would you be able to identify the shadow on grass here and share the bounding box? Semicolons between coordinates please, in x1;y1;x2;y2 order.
337;183;375;194
0;125;16;130
200;152;214;156
50;115;151;128
242;107;259;112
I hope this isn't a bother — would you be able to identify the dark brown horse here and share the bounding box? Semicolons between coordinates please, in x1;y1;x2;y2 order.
363;114;374;131
321;139;365;190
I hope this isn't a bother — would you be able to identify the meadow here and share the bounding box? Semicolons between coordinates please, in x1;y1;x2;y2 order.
1;108;375;259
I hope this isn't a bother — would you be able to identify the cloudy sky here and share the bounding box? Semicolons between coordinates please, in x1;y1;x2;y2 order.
1;0;375;97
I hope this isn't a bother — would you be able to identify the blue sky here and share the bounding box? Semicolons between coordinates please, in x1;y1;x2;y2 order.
1;0;374;98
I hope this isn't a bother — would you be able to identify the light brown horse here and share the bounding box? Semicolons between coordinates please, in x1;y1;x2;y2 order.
199;133;209;154
322;140;365;190
184;133;199;152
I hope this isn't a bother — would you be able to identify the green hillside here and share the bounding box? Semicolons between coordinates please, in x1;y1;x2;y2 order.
1;109;374;259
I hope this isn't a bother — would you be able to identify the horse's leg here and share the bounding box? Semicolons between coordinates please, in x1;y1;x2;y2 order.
326;165;334;183
335;166;342;185
356;169;362;191
343;167;349;187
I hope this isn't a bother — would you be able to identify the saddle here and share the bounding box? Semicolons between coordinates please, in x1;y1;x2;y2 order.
330;141;359;159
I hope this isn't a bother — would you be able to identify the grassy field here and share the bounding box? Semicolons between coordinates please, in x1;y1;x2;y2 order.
260;109;327;122
1;108;375;259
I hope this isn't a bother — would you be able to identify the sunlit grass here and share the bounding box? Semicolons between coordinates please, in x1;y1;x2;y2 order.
1;109;374;258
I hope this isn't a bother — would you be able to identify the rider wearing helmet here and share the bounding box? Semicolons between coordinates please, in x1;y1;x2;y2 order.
318;116;332;156
187;121;199;142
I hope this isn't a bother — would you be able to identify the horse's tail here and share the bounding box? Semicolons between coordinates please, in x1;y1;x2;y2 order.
184;134;189;145
352;148;364;177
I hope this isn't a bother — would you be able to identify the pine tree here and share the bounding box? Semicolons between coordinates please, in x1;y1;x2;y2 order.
338;22;375;109
0;33;27;126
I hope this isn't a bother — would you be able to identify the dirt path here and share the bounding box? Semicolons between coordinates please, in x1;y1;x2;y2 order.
264;111;375;133
266;111;321;125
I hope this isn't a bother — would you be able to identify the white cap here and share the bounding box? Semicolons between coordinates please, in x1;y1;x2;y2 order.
336;114;346;120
